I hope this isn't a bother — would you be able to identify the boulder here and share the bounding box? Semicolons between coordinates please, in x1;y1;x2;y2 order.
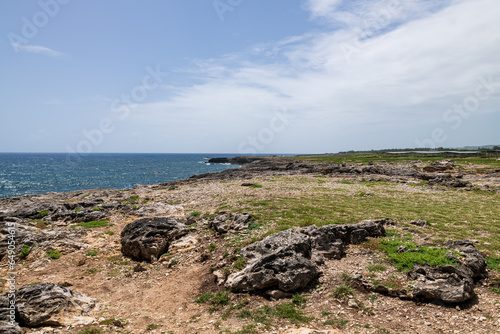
0;296;22;334
208;212;254;233
227;221;385;293
120;217;188;262
14;283;97;327
226;246;319;292
447;240;487;279
408;264;475;303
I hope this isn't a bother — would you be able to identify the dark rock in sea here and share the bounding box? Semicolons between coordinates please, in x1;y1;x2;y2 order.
120;217;188;262
13;283;97;327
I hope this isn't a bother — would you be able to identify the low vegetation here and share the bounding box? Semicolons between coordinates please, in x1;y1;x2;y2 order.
71;220;110;228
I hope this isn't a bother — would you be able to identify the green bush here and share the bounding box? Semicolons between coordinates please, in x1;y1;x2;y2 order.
86;250;99;256
19;244;34;259
333;285;354;298
46;250;61;259
190;211;201;217
39;210;49;218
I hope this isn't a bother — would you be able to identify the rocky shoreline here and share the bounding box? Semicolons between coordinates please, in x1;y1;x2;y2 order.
0;157;499;333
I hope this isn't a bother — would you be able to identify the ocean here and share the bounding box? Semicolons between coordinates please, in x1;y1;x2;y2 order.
0;153;242;199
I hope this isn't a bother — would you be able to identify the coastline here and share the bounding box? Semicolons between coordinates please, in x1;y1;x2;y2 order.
0;156;499;333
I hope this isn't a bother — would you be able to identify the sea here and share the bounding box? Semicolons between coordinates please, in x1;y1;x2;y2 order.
0;153;245;199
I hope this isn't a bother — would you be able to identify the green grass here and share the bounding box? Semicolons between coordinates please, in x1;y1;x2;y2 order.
71;220;110;228
46;250;61;259
378;239;457;271
490;287;500;294
29;219;49;229
208;244;217;252
485;255;500;271
190;211;201;217
77;327;101;334
233;257;247;270
195;292;230;306
368;264;387;272
86;250;99;256
105;230;114;236
324;318;349;329
248;184;263;188
333;285;354;298
39;210;49;218
222;179;500;253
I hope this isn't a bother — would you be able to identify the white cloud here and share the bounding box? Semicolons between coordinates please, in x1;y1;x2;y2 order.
11;43;64;57
121;0;500;152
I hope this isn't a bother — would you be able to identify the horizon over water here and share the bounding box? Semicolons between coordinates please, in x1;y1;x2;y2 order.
0;153;252;199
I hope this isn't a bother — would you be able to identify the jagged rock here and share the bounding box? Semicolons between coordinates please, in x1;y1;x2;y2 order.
208;212;254;233
227;221;385;293
169;235;198;253
408;264;475;303
120;217;188;262
0;296;22;334
410;219;428;227
226;245;320;292
0;223;88;261
13;283;97;327
447;240;487;279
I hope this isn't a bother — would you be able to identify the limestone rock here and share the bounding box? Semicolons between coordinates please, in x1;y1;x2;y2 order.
0;296;23;334
408;264;475;303
14;283;97;327
120;217;188;262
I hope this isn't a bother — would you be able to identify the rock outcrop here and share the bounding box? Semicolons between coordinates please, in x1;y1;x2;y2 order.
408;265;475;303
1;283;97;330
226;221;386;293
208;212;255;234
120;217;188;262
0;296;22;334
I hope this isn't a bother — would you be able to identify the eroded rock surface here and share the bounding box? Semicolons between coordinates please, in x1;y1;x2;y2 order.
226;221;386;293
1;283;97;329
120;217;188;262
208;212;255;234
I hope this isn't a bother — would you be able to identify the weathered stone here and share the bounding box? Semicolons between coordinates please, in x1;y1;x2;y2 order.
226;246;320;292
447;240;487;279
409;219;428;227
0;296;22;334
208;212;254;234
408;264;475;303
120;217;188;262
14;283;97;327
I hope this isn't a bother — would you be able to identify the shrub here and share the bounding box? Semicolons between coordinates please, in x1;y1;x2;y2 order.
86;250;99;256
39;210;49;218
190;211;201;217
46;250;61;259
368;264;387;272
19;244;34;259
333;285;354;299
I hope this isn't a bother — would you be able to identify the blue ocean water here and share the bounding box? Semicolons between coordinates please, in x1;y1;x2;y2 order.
0;153;242;199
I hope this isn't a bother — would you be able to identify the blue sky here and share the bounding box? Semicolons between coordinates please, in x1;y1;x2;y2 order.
1;0;499;154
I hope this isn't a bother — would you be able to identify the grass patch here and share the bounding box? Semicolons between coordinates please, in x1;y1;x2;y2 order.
368;264;387;272
249;184;263;188
233;257;247;270
105;230;114;236
190;211;201;217
378;239;457;271
333;285;354;299
77;328;101;334
485;255;500;271
39;210;49;218
324;318;349;329
46;250;61;259
86;250;99;256
195;291;230;306
71;220;110;228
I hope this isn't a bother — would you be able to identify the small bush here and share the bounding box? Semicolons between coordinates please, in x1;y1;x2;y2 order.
39;210;49;218
324;318;349;329
490;287;500;294
208;244;217;252
190;211;201;217
46;250;61;259
105;230;114;236
333;285;354;299
195;291;230;306
86;250;99;256
275;302;312;323
19;244;34;259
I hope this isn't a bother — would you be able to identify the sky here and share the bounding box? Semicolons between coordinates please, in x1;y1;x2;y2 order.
0;0;499;154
